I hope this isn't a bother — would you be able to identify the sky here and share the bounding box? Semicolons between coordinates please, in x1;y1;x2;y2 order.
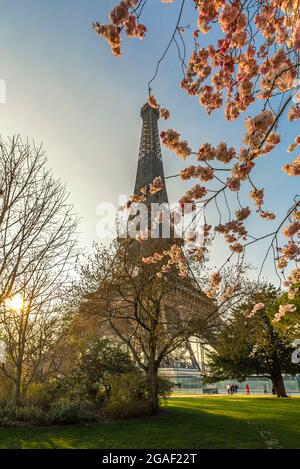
0;0;299;283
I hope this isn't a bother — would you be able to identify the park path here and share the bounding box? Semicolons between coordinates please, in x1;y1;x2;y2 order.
247;421;281;449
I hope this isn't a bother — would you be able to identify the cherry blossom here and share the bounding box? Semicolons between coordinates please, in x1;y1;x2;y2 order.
161;130;191;159
96;0;300;296
273;304;297;323
247;302;265;318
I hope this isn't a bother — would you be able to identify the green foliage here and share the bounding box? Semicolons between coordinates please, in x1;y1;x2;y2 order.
72;337;136;400
0;380;14;406
0;404;45;426
0;336;173;425
205;283;300;387
273;283;300;340
45;401;95;425
157;377;173;400
102;372;171;420
102;399;152;421
108;371;148;402
0;401;96;427
26;382;58;407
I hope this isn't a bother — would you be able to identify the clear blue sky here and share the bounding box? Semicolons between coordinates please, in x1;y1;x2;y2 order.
0;0;298;283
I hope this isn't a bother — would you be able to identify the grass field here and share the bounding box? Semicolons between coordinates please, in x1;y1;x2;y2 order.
0;396;299;449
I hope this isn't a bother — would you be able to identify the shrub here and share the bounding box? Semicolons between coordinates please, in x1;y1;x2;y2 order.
0;404;46;426
0;400;96;427
26;382;56;407
46;401;93;425
102;399;151;421
0;380;14;406
108;371;148;402
157;377;172;400
14;405;45;425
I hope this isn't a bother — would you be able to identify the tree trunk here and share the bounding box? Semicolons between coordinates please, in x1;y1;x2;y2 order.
147;360;159;414
269;344;288;398
14;363;22;405
271;371;288;398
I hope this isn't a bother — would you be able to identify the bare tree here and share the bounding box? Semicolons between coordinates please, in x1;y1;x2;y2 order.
0;136;78;403
0;136;78;304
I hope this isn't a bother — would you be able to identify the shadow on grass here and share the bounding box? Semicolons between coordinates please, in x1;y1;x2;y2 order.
1;397;299;449
0;405;265;449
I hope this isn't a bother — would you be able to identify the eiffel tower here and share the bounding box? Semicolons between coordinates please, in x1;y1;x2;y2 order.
132;102;212;390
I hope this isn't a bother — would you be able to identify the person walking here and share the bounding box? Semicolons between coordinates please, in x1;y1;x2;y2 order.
245;383;250;395
226;384;231;395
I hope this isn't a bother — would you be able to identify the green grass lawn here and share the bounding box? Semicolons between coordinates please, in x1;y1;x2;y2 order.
0;396;299;449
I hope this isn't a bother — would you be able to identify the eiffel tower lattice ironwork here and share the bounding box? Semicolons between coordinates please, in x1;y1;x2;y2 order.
134;102;168;205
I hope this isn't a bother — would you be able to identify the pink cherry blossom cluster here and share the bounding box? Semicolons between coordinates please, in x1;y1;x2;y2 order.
288;267;300;283
291;20;300;49
247;302;265;318
193;246;208;263
149;176;164;195
197;142;236;163
160;130;191;159
92;0;146;57
231;162;255;181
236;206;251;221
126;192;146;209
180;165;214;182
215;220;247;251
206;271;222;298
126;177;164;209
243;111;275;150
220;285;239;302
277;244;299;270
259;50;297;98
142;244;187;277
147;95;170;120
282;222;300;238
259;210;276;221
287;135;300;153
273;304;296;323
179;184;207;205
287;286;299;300
288;106;300;122
249;189;264;208
283;156;300;176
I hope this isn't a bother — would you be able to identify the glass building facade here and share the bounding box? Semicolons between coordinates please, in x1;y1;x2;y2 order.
159;368;300;395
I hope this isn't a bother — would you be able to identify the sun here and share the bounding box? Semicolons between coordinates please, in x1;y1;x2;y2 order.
6;294;24;312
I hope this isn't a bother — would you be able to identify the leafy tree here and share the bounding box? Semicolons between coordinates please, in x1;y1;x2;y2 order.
71;337;135;399
206;284;300;397
77;239;219;414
